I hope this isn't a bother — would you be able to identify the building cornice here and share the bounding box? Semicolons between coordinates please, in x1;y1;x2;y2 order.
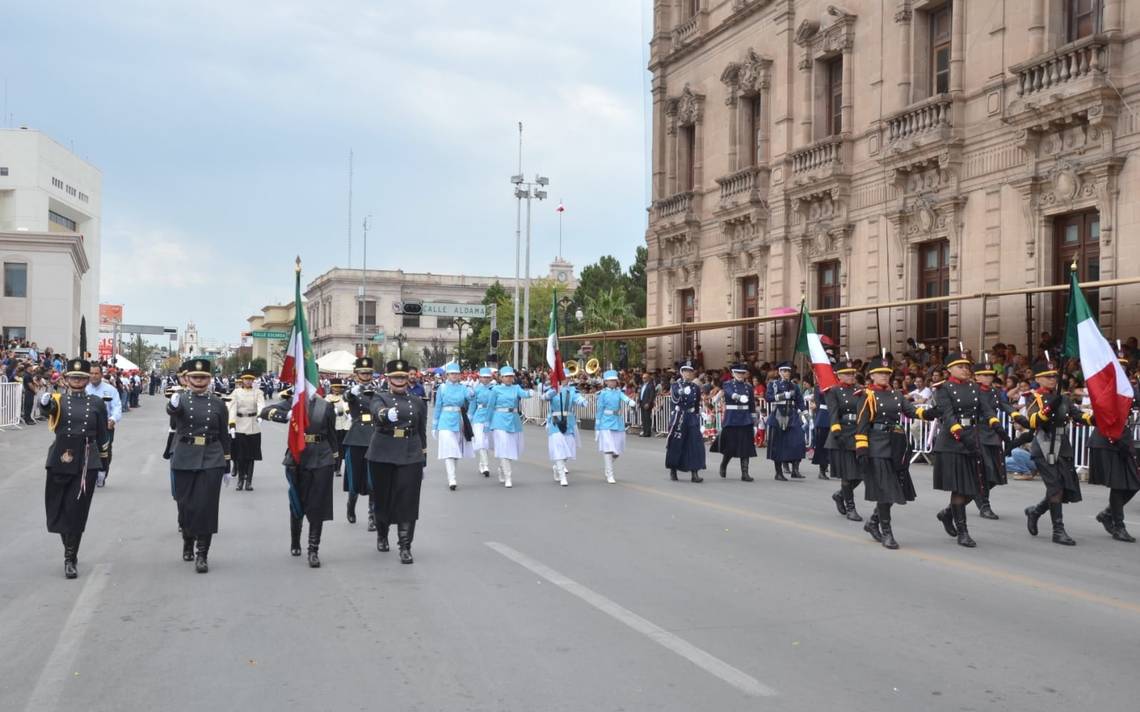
0;230;89;274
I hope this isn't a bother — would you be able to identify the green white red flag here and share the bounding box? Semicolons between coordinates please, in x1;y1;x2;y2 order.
1062;268;1133;440
794;303;838;391
547;291;563;391
278;258;320;463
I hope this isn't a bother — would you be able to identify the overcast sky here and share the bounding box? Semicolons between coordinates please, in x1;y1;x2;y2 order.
4;1;650;343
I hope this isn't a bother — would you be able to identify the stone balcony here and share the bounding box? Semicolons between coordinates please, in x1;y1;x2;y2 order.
651;191;701;227
1013;34;1107;99
1006;34;1117;131
715;165;769;209
671;13;705;54
788;135;851;186
887;94;955;145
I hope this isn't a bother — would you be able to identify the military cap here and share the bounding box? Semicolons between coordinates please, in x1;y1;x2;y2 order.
354;356;374;372
329;377;345;388
65;358;92;377
866;356;893;375
973;361;996;376
1032;359;1059;378
944;351;971;369
186;359;212;376
385;359;410;377
239;369;257;380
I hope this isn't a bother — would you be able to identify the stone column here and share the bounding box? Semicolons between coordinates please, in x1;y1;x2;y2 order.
727;96;740;171
1104;0;1123;36
949;0;965;94
652;80;667;201
1027;0;1045;55
841;47;854;133
895;5;912;109
758;91;771;165
692;120;704;192
799;55;813;145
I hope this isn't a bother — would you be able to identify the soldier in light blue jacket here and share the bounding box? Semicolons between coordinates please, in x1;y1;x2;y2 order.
469;367;497;477
432;362;475;491
596;370;637;483
486;365;533;488
543;368;586;486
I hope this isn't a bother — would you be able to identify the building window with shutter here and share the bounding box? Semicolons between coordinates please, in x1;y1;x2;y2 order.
826;56;843;136
930;3;952;95
1067;0;1101;43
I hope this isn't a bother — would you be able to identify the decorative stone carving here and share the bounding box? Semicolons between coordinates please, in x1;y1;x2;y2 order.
720;49;772;105
666;84;705;127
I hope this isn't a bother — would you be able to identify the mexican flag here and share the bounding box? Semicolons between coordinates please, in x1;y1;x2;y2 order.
278;258;320;463
1062;268;1134;441
547;291;563;391
794;303;838;391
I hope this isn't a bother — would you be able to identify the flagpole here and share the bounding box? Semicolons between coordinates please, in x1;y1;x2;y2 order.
558;199;563;259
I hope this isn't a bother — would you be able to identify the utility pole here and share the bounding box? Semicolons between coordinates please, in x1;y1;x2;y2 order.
512;122;523;367
347;149;353;268
359;215;369;356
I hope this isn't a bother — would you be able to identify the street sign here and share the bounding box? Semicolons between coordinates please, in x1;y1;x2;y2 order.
251;330;289;339
421;302;487;318
581;341;594;355
372;332;386;342
119;323;170;335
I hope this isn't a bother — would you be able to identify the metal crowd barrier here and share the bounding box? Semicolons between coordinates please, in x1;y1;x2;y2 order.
0;381;24;430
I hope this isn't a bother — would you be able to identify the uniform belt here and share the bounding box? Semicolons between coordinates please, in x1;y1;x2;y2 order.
382;428;412;438
957;417;975;426
841;414;857;423
603;409;618;415
179;435;219;445
360;413;372;422
237;411;257;417
724;405;748;410
304;434;325;443
495;407;514;412
871;422;903;432
441;406;461;412
818;404;828;410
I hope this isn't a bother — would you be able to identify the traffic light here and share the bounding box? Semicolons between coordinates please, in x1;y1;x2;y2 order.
490;329;500;348
402;301;422;316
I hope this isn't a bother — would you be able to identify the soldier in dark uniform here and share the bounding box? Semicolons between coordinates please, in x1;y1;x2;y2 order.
162;363;189;531
342;357;377;529
810;383;831;480
167;358;233;572
1016;358;1092;545
38;358;110;579
713;363;756;482
365;359;428;563
665;362;706;482
930;352;1002;548
765;362;807;481
827;357;864;521
855;355;934;550
261;386;339;567
1086;353;1138;542
973;359;1012;519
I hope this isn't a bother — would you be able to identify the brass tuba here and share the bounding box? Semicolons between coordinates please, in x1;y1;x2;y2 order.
585;358;601;375
564;360;580;378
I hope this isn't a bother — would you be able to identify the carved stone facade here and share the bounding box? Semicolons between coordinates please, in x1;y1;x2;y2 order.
646;0;1140;369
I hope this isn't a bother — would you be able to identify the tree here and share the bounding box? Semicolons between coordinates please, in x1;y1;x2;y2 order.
422;336;449;368
577;255;624;300
582;287;636;366
249;357;267;375
623;245;648;320
125;334;161;370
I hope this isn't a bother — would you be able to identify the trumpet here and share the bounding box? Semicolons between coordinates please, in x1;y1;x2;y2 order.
585;358;600;375
564;360;580;378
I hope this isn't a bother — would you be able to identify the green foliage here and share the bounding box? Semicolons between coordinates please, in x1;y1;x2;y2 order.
249;357;267;375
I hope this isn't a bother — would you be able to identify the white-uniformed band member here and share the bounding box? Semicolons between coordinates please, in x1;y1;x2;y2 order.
326;378;351;476
261;385;339;567
343;357;377;529
713;363;757;482
432;362;475;490
542;366;585;486
470;367;497;477
1087;353;1139;542
85;362;122;487
365;359;428;563
486;365;533;488
595;369;636;484
827;357;865;521
227;368;266;491
39;358;111;579
166;358;233;573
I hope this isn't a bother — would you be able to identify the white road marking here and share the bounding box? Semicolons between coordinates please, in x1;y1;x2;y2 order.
22;563;112;712
486;542;776;698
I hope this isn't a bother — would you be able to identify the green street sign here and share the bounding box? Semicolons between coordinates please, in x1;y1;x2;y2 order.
372;333;386;342
251;330;289;339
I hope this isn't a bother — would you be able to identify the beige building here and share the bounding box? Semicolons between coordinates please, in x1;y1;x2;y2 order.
645;0;1140;369
247;305;296;374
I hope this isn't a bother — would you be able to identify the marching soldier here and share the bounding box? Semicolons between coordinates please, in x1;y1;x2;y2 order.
810;383;831;480
261;386;339;567
85;362;122;487
163;363;189;531
714;363;757;482
470;367;497;477
855;355;934;549
38;358;110;579
365;359;428;562
973;359;1013;519
226;369;266;491
432;362;475;490
766;362;807;481
1087;353;1140;542
343;357;377;529
827;357;865;521
1016;357;1092;545
486;365;533;488
167;358;232;573
665;362;706;482
930;351;1002;548
542;367;585;486
595;369;637;484
326;378;351;476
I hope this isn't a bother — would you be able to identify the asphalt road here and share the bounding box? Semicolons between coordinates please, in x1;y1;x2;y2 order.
1;395;1139;711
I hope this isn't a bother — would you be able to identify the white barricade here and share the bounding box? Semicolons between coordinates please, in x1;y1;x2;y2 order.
0;382;23;430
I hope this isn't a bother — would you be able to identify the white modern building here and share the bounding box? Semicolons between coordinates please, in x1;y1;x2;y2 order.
0;127;102;354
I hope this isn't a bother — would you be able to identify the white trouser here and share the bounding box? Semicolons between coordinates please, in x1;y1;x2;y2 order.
499;458;513;487
477;448;490;473
603;453;616;483
444;458;457;486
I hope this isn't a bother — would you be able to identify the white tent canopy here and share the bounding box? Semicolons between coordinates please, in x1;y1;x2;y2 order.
110;354;139;372
316;350;357;374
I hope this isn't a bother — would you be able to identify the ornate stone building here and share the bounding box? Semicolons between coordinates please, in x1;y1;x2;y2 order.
645;0;1139;368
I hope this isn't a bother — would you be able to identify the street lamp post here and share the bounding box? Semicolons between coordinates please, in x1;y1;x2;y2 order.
394;333;407;360
510;173;549;370
449;317;469;367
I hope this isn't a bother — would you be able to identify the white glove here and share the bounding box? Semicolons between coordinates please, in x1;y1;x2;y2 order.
731;393;741;402
351;384;361;396
228;427;236;437
39;392;52;406
387;407;399;423
739;394;749;403
223;472;233;487
96;471;106;487
170;392;181;408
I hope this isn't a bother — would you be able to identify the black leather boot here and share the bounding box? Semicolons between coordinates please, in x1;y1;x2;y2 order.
1025;499;1048;536
183;535;196;562
774;462;788;482
346;493;357;524
953;504;976;547
1112;516;1136;542
290;516;303;556
790;461;804;479
844;489;862;522
740;459;753;482
307;521;322;568
398;522;414;564
690;470;703;483
831;489;848;516
818;463;830;480
669;469;678;481
195;535;212;573
376;521;390;552
367;498;377;532
1095;508;1115;535
719;455;729;478
1049;502;1075;545
863;510;882;543
244;466;254;491
235;468;245;491
878;505;898;549
63;533;78;579
976;493;998;519
937;507;958;537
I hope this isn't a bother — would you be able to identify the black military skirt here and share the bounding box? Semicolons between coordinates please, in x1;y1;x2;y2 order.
932;451;987;496
981;444;1008;487
368;461;423;522
231;432;262;462
342;444;372;495
810;425;830;465
712;424;757;458
862;434;916;504
45;468;98;534
286;465;334;522
1088;445;1140;491
665;418;706;472
828;448;860;482
1033;451;1082;503
172;467;225;536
